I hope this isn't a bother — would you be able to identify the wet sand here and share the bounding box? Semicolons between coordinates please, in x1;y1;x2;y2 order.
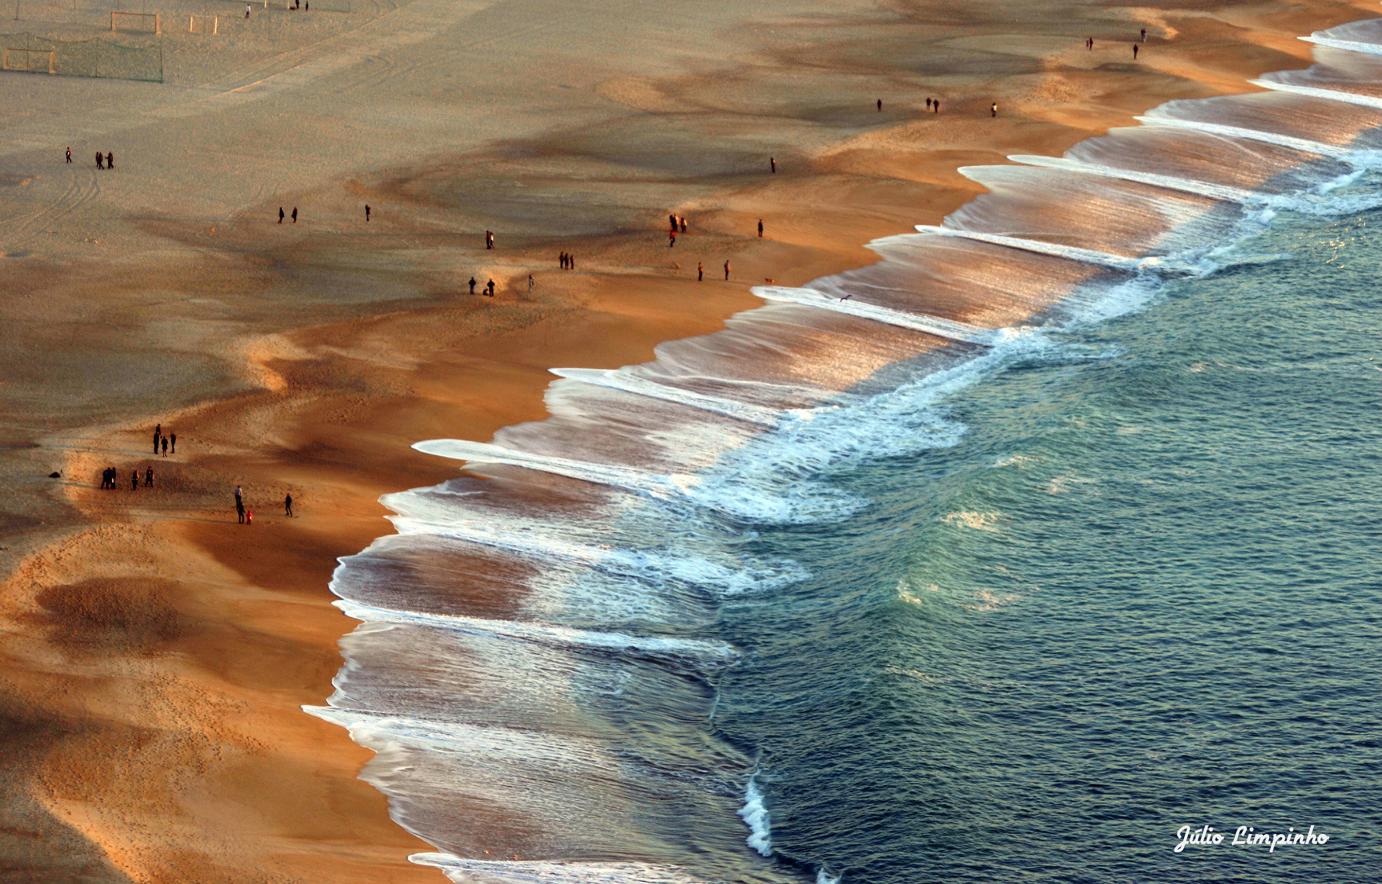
0;0;1375;879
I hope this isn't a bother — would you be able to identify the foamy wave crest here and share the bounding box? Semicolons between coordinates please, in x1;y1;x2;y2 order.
412;854;713;884
381;490;808;595
333;598;739;662
755;285;998;345
739;773;773;857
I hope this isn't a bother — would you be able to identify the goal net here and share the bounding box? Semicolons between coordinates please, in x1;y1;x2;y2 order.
187;14;218;34
1;46;56;74
111;11;161;35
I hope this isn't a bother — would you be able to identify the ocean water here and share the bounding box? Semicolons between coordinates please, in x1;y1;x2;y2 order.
716;204;1382;883
311;20;1382;884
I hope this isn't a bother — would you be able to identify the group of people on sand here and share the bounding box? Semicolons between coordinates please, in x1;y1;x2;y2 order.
468;275;496;297
278;206;299;223
99;466;152;490
153;424;176;456
1086;27;1148;57
559;251;576;269
81;148;114;169
234;484;295;524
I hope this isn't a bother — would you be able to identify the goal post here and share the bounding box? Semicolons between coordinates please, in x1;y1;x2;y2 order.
1;47;57;75
188;14;219;34
111;11;162;35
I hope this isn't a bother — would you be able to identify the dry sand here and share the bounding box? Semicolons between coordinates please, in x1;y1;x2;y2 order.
0;0;1376;879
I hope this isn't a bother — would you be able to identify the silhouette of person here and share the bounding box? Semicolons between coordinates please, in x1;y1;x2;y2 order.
65;146;72;164
291;206;298;223
468;276;477;295
279;207;285;223
285;493;293;517
365;204;371;222
723;260;731;281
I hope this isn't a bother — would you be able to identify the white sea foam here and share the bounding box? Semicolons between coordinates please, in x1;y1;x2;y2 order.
380;491;807;595
412;854;713;883
1301;34;1382;56
1007;154;1256;203
1135;112;1346;158
1250;78;1382;111
754;285;999;345
551;367;781;426
332;598;738;661
739;773;773;857
915;224;1145;271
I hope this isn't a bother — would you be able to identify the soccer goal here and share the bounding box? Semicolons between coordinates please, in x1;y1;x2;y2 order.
188;13;219;34
111;11;162;35
1;47;57;75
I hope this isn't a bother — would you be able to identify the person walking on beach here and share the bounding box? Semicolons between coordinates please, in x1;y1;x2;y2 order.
568;253;575;270
236;498;245;524
170;432;176;454
154;426;161;455
723;260;731;281
161;435;168;456
468;276;477;295
291;206;298;223
560;252;567;269
926;97;932;110
1086;37;1093;50
284;493;293;517
365;204;371;222
528;273;535;294
934;99;941;113
279;207;285;224
131;470;139;491
245;3;251;17
144;466;154;488
1132;43;1139;60
106;152;113;170
877;98;883;111
96;152;104;170
770;156;776;174
485;278;496;297
991;102;998;118
485;230;495;250
1140;27;1147;42
757;219;764;238
669;229;677;247
65;146;72;164
697;261;703;282
680;216;687;233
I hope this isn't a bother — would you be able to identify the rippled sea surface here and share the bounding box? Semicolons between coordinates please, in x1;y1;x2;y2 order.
724;206;1382;882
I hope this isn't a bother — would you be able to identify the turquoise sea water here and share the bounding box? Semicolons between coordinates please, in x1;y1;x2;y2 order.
718;205;1382;881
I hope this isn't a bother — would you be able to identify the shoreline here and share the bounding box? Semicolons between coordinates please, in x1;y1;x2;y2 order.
1;0;1377;879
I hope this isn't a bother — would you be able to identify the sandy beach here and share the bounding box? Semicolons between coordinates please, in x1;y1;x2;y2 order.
1;0;1376;879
